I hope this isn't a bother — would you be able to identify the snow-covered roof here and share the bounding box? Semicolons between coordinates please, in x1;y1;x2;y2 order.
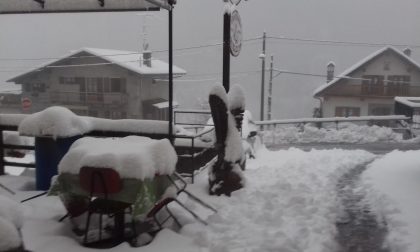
314;46;420;97
153;101;179;109
0;83;21;95
394;96;420;108
8;47;186;83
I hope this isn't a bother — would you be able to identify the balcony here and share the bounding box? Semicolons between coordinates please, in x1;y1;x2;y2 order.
50;91;128;107
325;84;420;97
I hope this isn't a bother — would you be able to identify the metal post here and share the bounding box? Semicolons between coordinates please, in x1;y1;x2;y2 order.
222;9;231;92
267;55;273;121
168;5;174;143
0;130;4;175
260;32;266;121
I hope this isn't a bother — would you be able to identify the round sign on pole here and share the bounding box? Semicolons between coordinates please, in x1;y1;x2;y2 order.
229;0;242;5
230;10;242;57
21;97;32;110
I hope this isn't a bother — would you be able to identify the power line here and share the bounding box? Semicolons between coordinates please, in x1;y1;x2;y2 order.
0;37;262;62
273;68;420;85
267;36;420;49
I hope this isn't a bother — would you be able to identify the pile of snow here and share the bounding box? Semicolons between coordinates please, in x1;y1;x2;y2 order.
0;114;27;127
18;107;90;138
182;148;375;252
241;110;257;139
87;117;173;135
263;123;403;144
209;85;243;163
18;106;174;138
58;136;177;180
3;131;33;146
3;131;34;157
0;195;23;251
362;150;420;252
227;84;245;112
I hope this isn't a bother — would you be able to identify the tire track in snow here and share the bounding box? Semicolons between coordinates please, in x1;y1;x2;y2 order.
336;160;389;252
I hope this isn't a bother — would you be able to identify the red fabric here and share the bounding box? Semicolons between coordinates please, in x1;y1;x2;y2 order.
79;167;122;194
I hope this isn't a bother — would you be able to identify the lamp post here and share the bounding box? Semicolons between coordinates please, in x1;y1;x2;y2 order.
259;32;266;121
167;0;176;143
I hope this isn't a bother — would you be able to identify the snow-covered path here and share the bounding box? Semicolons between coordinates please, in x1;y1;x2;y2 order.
182;148;376;252
336;161;389;252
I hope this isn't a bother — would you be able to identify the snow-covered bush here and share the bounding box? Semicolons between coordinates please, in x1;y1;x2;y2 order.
263;123;403;144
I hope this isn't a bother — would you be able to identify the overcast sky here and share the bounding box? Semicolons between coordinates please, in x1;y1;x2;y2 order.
1;0;420;119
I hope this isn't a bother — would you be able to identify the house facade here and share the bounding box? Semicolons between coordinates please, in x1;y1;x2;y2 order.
313;47;420;118
7;48;186;120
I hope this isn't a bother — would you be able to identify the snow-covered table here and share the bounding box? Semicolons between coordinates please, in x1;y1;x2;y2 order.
49;136;178;217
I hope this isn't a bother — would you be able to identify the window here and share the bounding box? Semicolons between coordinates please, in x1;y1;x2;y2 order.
368;104;393;116
88;110;98;117
335;107;360;117
59;77;85;85
104;78;110;92
110;111;127;119
110;78;126;93
23;84;31;92
25;82;46;93
86;78;97;92
386;75;410;96
361;75;384;95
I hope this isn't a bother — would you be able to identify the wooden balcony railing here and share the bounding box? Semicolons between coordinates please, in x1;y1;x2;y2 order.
50;91;128;106
326;84;420;97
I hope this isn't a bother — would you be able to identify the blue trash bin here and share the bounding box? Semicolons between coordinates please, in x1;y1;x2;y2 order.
35;135;81;190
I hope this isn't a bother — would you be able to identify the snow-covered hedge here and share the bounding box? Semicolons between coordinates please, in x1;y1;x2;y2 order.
263;123;403;144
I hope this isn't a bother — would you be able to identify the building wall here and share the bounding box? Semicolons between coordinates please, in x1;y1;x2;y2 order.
15;53;170;120
322;97;395;117
321;51;420;117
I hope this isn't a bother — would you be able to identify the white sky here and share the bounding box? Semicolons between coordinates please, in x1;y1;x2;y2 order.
1;0;420;119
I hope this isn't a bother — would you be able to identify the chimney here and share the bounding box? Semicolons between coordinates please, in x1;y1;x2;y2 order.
403;48;412;57
327;61;335;82
142;51;152;67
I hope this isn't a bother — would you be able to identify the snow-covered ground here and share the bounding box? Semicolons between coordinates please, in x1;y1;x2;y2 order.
1;127;420;251
362;151;420;252
0;147;377;252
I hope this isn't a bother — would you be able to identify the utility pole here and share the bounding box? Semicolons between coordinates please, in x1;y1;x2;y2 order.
259;32;266;121
267;55;274;121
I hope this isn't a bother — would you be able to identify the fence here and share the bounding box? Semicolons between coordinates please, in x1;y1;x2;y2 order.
0;112;217;183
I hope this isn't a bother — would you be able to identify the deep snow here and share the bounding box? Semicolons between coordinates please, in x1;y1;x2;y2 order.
1;147;378;252
1;124;420;251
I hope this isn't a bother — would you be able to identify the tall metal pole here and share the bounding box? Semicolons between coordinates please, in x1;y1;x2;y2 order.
222;8;231;92
267;55;273;121
260;31;266;121
168;5;174;143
